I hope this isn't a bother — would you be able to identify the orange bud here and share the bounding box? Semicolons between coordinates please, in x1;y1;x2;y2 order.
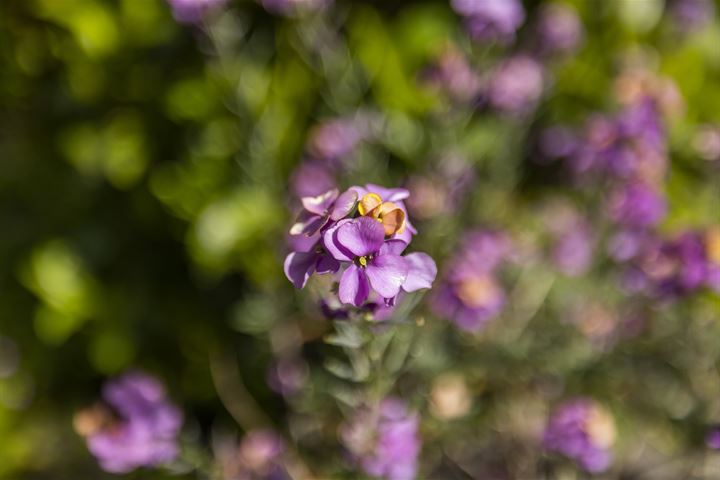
358;193;383;217
378;201;406;236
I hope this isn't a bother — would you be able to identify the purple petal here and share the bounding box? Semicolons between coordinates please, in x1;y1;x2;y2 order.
330;189;358;221
402;252;437;292
301;189;339;215
339;265;370;306
380;240;408;256
315;255;340;275
337;217;385;257
323;219;354;262
365;183;410;202
289;212;327;236
365;255;409;299
284;252;317;288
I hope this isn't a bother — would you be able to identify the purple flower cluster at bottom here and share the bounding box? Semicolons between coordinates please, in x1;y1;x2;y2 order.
543;398;615;474
340;398;421;480
78;371;183;473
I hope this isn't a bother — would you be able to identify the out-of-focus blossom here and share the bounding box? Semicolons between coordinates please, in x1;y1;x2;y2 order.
451;0;525;44
552;217;594;277
626;230;720;298
290;161;336;198
487;56;544;114
261;0;330;16
543;398;615;473
216;429;288;480
707;426;720;449
308;118;362;162
340;397;421;480
669;0;716;31
538;126;579;161
75;371;183;473
431;230;510;331
607;181;666;229
692;125;720;162
614;69;685;118
406;155;475;220
166;0;226;24
267;357;308;397
535;3;583;54
421;46;481;103
430;373;472;420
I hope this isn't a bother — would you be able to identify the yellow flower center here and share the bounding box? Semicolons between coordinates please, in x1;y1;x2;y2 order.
706;227;720;265
357;193;407;236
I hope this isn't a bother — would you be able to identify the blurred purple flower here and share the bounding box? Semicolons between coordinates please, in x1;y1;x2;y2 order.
308;118;362;162
607;181;667;229
216;429;288;480
267;357;308;397
452;0;525;44
707;427;720;449
535;3;583;54
553;219;594;277
431;230;510;331
340;398;421;480
406;155;475;220
487;56;544;114
670;0;716;31
543;398;615;474
290;161;336;198
166;0;226;24
77;371;183;473
422;47;481;103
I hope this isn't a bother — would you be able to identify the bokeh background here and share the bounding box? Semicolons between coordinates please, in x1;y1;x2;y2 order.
0;0;719;478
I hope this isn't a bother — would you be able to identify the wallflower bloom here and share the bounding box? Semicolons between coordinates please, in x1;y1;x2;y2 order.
451;0;525;44
74;371;183;473
487;56;544;114
543;399;615;474
431;230;510;331
215;429;288;480
285;184;436;312
707;426;720;450
535;3;583;54
340;398;421;480
166;0;226;24
607;181;667;228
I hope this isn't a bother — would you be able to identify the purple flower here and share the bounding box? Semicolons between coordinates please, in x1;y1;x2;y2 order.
553;220;594;277
543;398;615;474
324;217;431;306
431;230;510;331
289;188;358;237
166;0;226;24
308;118;362;161
535;3;583;54
76;371;183;473
290;161;336;198
707;427;720;449
607;181;667;228
487;56;544;114
340;398;421;480
452;0;525;44
422;47;481;103
670;0;716;31
216;429;288;480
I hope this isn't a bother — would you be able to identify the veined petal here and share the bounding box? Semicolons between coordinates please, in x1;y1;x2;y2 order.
284;252;318;289
339;265;370;306
337;217;385;257
365;254;409;299
301;188;339;215
323;219;354;262
402;252;437;292
330;189;358;221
